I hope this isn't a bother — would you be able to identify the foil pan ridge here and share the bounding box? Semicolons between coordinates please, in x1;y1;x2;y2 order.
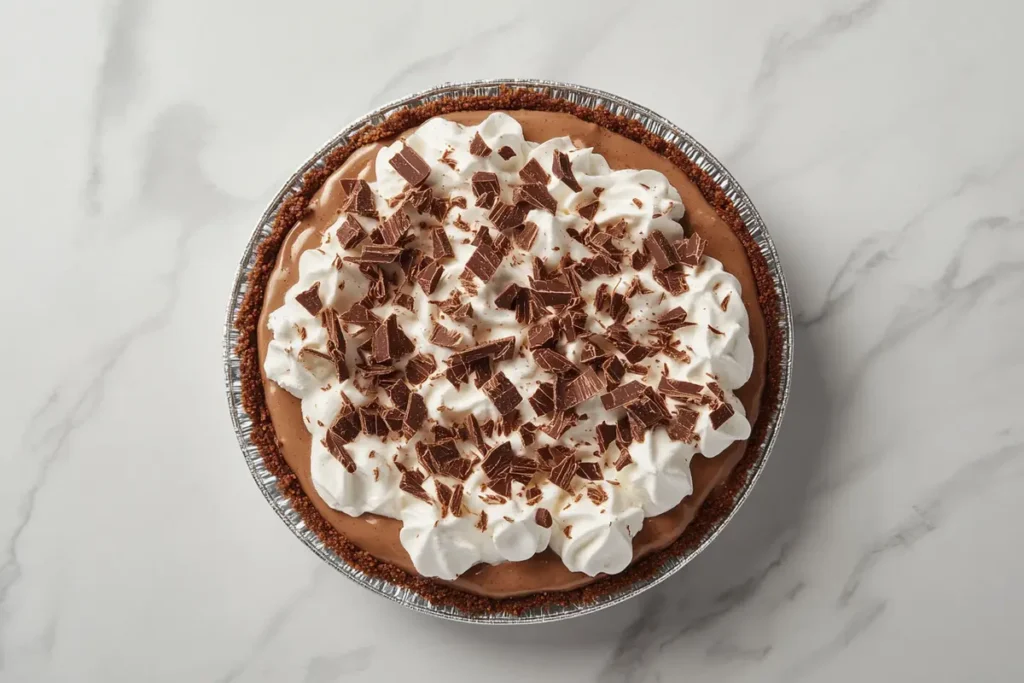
223;79;793;624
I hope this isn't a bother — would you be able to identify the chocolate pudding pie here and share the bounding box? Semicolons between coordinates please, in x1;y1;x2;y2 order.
235;89;782;614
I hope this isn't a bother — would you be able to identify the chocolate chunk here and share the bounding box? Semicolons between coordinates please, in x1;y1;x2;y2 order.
529;382;556;417
472;226;493;248
399;392;426;437
631;248;651;270
576;200;599;221
387;381;411;411
615;415;633;447
709;400;735;429
561;368;605;409
340;180;378;217
595;422;618;454
533;348;575;374
577;461;603;481
497;145;516;160
531;275;573;306
653;268;688;295
431;227;454;261
388;145;431;186
658;377;704;402
506;224;534;254
526;318;558;349
348;244;402;264
393;293;415;312
469;132;492;157
602;356;626;384
435;481;454;517
678;233;708;267
561;310;587;342
534;508;553;528
510;456;537;485
324;432;357;473
378;210;410;246
613;449;633;471
329;409;361;446
475;510;489;531
580;340;606;364
428;323;461;349
667;408;699;441
587;486;609;506
336;214;367;249
295;283;323;316
540;409;577;440
481;372;522;416
609;292;629;322
471;171;500;199
513;183;557;213
404;353;436;385
415;258;444;295
549;454;577;492
405;186;433;213
400;470;432;503
359;407;389;437
518;158;550;185
340;302;381;328
644;231;680;269
488;201;528;231
515;290;547;325
551;149;582;192
465;243;502;282
488;476;513;498
625;388;670;434
470;356;493;388
494;283;521;309
482;441;513;481
590;254;620;276
600;380;646;409
657;307;688;330
473;191;496;210
371;314;415;364
449;336;515;366
429;197;451;222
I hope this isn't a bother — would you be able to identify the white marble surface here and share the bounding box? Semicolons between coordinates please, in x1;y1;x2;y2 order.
2;0;1023;680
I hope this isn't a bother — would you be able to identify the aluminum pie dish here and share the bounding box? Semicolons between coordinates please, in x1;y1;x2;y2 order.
223;79;793;624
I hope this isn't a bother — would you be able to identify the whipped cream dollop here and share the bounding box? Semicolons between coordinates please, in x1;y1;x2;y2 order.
264;113;753;579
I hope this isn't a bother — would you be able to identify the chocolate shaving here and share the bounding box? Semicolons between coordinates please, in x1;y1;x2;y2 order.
600;380;646;409
534;508;553;528
371;314;414;364
518;158;550;184
388;145;431;186
667;408;699;441
577;200;599;221
378;210;411;245
400;470;432;503
549;454;577;492
465;243;502;282
531;275;573;306
481;372;522;416
528;382;556;417
415;258;444;295
561;367;605;409
340;180;377;217
494;283;521;309
431;227;454;260
533;348;575;374
709;400;735;429
475;510;489;531
295;283;323;316
576;461;603;481
469;132;492;157
497;145;516;160
324;433;357;474
678;233;708;267
428;323;461;349
513;221;539;250
336;214;367;249
404;353;436;385
587;486;609;505
489;201;528;231
551;149;582;192
513;183;557;213
644;231;680;269
526;318;558;349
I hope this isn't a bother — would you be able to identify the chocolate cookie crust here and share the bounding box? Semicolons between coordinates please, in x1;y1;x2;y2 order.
234;87;785;615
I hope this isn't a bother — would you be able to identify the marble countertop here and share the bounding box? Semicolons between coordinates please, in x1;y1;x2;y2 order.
3;0;1023;681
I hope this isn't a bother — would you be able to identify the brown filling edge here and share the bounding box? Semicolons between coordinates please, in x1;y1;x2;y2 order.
234;87;786;616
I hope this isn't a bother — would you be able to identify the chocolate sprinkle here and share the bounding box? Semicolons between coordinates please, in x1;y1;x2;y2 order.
552;149;582;192
388;145;431;186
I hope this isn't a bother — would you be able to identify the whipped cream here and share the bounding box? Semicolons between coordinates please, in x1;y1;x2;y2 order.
264;113;753;579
